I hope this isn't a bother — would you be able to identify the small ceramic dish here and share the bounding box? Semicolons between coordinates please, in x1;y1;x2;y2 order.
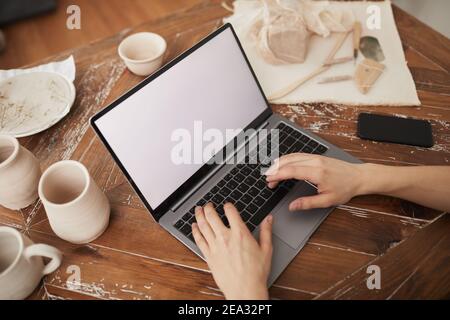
0;72;76;138
118;32;167;77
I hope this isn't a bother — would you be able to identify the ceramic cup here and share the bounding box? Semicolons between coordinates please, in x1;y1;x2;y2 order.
118;32;167;76
0;227;62;300
39;160;110;244
0;135;41;210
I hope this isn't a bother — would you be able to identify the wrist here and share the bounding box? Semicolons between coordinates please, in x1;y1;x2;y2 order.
355;163;386;196
226;284;269;300
355;163;416;199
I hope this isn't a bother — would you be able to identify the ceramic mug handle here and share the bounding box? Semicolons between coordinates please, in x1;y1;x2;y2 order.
24;244;63;275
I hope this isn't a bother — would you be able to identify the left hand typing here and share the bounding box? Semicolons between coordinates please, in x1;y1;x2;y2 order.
192;202;273;300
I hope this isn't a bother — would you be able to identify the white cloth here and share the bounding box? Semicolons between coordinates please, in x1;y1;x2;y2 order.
224;0;420;106
0;55;76;82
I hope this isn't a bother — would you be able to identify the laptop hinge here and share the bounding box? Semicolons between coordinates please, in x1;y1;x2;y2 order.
170;120;270;212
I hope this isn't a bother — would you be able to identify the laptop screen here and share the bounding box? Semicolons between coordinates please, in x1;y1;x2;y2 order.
93;26;269;215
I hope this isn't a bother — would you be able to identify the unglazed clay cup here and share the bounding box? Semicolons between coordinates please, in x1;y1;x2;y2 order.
39;160;110;244
0;226;62;300
118;32;167;76
0;135;41;210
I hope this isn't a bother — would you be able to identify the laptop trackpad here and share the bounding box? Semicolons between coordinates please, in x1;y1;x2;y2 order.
272;182;331;249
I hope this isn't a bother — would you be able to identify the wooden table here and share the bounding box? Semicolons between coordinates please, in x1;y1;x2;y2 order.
1;1;449;300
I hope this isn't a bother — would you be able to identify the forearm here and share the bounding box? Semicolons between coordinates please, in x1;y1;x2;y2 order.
357;164;450;212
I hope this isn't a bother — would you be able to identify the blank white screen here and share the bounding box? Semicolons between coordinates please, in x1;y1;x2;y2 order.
95;28;267;209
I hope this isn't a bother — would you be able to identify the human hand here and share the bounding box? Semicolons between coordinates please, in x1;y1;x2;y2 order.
192;203;273;300
266;154;364;211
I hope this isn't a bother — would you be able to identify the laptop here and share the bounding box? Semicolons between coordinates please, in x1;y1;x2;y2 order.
90;24;361;285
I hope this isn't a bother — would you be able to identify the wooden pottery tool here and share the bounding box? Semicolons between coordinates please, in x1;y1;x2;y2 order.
268;31;351;101
354;58;385;94
268;65;330;101
324;31;351;65
360;36;385;62
353;21;362;63
323;56;353;66
318;75;353;84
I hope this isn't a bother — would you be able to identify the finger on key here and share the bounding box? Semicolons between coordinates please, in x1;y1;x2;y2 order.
195;206;215;244
203;203;227;236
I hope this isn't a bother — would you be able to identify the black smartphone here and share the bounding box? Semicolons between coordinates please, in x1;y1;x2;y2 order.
357;113;434;148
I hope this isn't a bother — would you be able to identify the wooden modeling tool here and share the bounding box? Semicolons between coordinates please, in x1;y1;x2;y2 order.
268;65;330;101
324;31;350;65
268;31;351;102
323;56;353;66
353;21;362;63
318;75;353;84
354;58;385;94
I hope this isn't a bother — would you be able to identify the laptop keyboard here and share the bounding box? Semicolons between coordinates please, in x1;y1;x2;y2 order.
173;122;328;243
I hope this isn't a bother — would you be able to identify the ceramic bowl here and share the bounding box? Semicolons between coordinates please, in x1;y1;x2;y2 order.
118;32;167;77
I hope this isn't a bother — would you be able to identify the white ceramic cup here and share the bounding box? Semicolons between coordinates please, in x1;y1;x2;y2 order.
0;135;41;210
0;227;62;300
39;160;110;244
118;32;167;76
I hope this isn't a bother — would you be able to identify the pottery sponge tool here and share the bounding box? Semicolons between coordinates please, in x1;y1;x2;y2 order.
360;36;385;62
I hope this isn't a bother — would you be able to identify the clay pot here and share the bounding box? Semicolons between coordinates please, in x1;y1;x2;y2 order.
0;226;62;300
38;160;110;244
0;135;41;210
